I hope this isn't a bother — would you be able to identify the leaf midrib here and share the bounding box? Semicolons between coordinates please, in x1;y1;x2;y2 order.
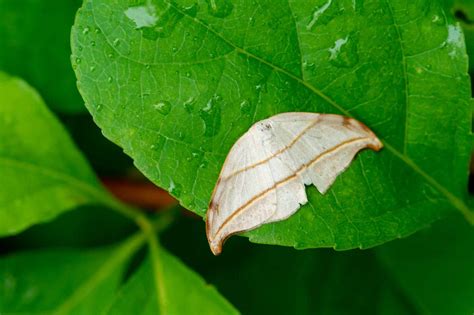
384;0;410;155
52;231;146;315
0;157;106;202
0;156;142;220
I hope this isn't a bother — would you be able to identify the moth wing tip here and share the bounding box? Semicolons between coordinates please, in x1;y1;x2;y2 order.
210;242;223;255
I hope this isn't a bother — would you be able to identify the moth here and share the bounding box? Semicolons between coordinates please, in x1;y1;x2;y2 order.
206;112;383;255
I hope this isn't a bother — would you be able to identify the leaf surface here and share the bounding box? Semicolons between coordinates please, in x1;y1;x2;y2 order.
0;72;111;236
0;0;84;112
72;0;473;249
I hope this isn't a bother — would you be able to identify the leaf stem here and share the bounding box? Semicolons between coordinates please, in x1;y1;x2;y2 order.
53;230;146;315
136;212;175;314
52;211;174;315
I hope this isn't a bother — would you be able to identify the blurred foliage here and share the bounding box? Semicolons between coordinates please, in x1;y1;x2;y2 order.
0;0;85;113
62;114;134;176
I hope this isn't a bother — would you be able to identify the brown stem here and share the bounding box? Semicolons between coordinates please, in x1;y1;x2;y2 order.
101;177;177;210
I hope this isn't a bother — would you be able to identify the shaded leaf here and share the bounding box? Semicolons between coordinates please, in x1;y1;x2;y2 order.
62;115;134;175
162;216;417;315
105;249;238;315
0;72;112;236
71;0;472;250
0;233;144;314
0;0;84;113
0;229;237;315
377;215;474;315
0;205;136;254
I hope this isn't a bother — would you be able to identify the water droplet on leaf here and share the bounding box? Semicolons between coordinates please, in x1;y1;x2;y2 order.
124;3;159;28
199;95;222;137
183;3;199;17
169;179;182;197
255;80;267;93
154;101;171;115
125;3;198;40
205;0;233;18
199;160;208;168
328;33;359;68
431;14;444;25
184;97;196;113
239;99;253;115
191;150;203;160
306;0;343;30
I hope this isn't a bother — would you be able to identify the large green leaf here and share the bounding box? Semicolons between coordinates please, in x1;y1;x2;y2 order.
377;215;474;315
0;0;84;113
71;0;473;250
0;72;113;236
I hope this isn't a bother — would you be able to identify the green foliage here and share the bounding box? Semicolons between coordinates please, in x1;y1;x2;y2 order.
0;231;235;314
0;73;237;314
162;217;415;315
71;0;472;250
0;72;108;236
378;215;474;315
1;0;474;314
0;0;85;113
105;251;237;315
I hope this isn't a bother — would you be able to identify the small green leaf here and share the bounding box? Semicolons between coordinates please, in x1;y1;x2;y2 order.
0;0;85;113
105;250;238;314
71;0;473;250
0;72;113;236
377;215;474;315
